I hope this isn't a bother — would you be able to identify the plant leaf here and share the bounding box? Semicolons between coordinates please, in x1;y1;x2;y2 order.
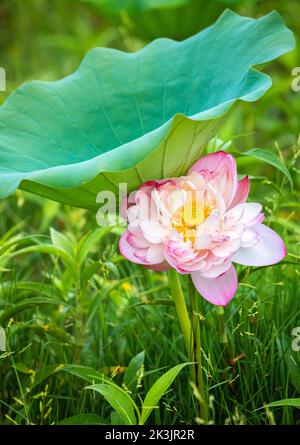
141;362;189;424
0;11;294;209
264;399;300;408
0;297;63;326
57;414;107;425
124;350;145;392
83;0;232;40
242;148;293;189
50;227;74;256
76;227;112;265
110;410;126;425
57;364;106;384
86;383;137;425
30;364;107;391
8;244;76;273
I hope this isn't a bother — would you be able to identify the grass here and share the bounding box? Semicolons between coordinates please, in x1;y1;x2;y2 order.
0;0;299;426
0;177;299;425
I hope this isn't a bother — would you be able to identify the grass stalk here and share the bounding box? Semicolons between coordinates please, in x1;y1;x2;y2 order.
216;305;232;363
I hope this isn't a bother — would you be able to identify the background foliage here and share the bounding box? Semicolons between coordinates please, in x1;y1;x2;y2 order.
0;0;299;425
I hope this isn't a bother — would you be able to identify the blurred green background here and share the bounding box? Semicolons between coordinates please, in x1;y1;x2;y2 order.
0;0;299;425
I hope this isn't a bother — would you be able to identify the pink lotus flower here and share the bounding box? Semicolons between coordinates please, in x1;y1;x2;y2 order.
119;151;286;306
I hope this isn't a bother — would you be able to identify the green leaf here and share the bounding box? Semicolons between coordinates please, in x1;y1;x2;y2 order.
141;362;189;424
86;383;137;425
124;351;145;392
269;217;300;235
0;297;63;326
57;414;107;425
81;262;101;284
13;362;34;374
264;399;300;409
57;364;106;384
242;148;293;189
83;0;235;40
76;227;112;265
30;364;107;391
8;244;76;274
50;228;74;256
0;11;294;209
110;410;126;425
0;281;63;301
10;322;71;342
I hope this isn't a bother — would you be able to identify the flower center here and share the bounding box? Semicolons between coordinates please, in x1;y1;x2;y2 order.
172;198;211;242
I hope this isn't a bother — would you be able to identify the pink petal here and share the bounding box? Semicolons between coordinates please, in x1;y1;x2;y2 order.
232;224;286;266
146;244;165;264
140;221;169;244
194;232;212;250
229;176;250;209
239;203;263;226
206;183;227;214
195;210;221;250
201;258;232;278
144;262;171;271
128;233;151;249
119;231;149;265
211;238;240;258
210;154;238;207
226;203;263;227
192;265;238;306
188;151;227;175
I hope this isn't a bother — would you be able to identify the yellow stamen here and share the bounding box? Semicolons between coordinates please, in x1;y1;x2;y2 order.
172;197;211;243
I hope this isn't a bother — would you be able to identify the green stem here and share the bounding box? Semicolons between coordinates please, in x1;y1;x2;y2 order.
189;278;209;423
74;268;85;362
168;269;193;359
168;269;208;422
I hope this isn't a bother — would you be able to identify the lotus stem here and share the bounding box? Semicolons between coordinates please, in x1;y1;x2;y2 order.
189;277;209;423
168;269;193;359
168;269;208;422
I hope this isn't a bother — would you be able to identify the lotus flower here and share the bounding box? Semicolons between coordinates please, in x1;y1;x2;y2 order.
119;151;286;305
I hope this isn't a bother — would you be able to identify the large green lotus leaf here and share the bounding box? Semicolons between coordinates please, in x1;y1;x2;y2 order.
83;0;243;40
0;10;294;210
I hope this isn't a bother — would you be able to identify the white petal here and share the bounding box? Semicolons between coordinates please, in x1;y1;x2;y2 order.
194;233;212;250
232;224;286;266
212;238;240;257
240;229;259;248
201;259;232;278
226;203;262;226
140;221;169;244
146;244;165;264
